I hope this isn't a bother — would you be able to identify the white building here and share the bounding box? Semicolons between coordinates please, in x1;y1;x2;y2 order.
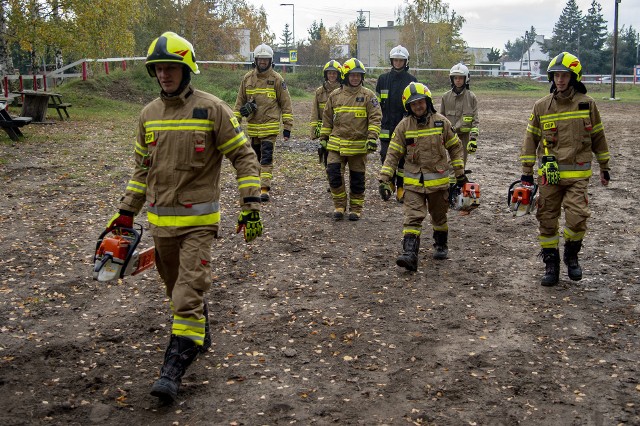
501;35;550;76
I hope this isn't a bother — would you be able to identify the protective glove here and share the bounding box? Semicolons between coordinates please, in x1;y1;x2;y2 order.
366;139;378;153
106;210;134;232
467;139;477;153
379;181;392;201
236;210;263;242
239;101;257;117
456;174;469;188
319;139;327;149
283;129;291;140
600;170;610;186
314;122;322;139
520;174;535;186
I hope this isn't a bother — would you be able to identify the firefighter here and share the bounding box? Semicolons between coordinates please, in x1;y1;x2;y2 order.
375;45;417;203
319;58;382;221
520;51;611;286
234;43;293;202
379;82;466;271
105;32;262;402
311;60;342;175
440;63;479;180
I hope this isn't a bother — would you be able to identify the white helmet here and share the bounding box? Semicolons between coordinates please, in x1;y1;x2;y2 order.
254;43;274;59
449;63;470;86
389;45;409;70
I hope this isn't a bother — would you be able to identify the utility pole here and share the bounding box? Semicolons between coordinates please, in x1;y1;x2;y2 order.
610;0;621;99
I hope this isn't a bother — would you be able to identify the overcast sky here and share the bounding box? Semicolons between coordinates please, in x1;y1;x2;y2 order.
252;0;639;50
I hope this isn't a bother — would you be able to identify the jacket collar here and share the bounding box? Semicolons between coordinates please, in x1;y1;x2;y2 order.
161;84;194;106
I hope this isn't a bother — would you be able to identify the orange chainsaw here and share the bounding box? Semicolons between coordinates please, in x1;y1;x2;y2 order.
507;180;538;217
93;224;155;282
450;181;481;211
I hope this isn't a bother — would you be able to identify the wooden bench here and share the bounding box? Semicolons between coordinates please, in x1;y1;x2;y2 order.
0;106;32;141
48;93;71;120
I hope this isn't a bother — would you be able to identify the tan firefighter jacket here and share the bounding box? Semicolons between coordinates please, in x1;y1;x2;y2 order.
379;112;464;194
319;84;382;156
119;84;261;238
309;81;340;139
234;67;293;138
440;88;479;139
520;87;610;180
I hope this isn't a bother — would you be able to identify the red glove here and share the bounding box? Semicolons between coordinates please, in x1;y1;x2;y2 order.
106;210;134;232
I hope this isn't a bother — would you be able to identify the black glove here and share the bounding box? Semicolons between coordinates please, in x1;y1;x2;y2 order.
379;181;392;201
602;171;610;182
366;139;377;153
239;101;257;117
283;129;291;139
520;174;535;186
456;174;469;188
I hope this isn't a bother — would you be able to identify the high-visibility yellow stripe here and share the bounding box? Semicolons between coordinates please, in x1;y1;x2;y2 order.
218;132;248;154
172;314;206;345
526;124;542;136
404;176;450;187
126;180;147;194
405;128;443;138
563;228;585;241
246;88;276;96
147;211;220;227
432;223;448;232
537;169;592;179
402;227;421;236
540;110;589;123
389;141;405;154
538;234;559;249
145;119;214;132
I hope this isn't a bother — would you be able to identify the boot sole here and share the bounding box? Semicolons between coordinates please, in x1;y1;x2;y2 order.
150;378;178;402
396;259;417;272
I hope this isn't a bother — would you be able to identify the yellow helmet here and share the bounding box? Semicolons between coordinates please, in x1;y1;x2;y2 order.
401;82;432;111
323;60;342;80
146;32;199;77
341;58;366;81
547;52;582;82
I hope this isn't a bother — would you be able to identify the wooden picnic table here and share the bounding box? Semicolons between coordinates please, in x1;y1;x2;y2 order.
17;90;51;123
0;102;32;141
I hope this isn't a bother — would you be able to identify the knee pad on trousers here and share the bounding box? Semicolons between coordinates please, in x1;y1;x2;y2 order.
251;142;261;161
327;163;343;188
350;170;365;194
261;140;274;165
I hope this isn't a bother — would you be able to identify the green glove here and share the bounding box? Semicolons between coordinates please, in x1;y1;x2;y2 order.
366;139;377;153
314;122;322;139
236;210;263;242
319;139;327;149
467;139;477;153
379;181;392;201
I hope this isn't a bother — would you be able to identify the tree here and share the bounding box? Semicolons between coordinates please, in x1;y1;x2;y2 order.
280;23;292;50
545;0;584;58
308;20;324;42
396;0;467;68
580;0;608;73
610;25;638;75
487;47;501;63
503;27;537;61
356;11;367;28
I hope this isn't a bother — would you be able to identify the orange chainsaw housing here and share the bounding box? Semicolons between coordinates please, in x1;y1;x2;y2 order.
462;182;480;198
97;235;130;264
511;186;532;205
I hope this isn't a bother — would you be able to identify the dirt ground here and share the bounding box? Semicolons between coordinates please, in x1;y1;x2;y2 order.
1;91;638;426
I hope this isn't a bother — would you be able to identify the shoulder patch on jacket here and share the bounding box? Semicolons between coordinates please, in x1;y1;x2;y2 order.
356;96;364;102
282;81;288;90
230;116;241;133
434;120;444;128
371;98;379;107
578;102;589;110
192;108;208;119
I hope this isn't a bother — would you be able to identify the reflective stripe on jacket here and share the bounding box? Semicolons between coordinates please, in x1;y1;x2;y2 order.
310;81;340;139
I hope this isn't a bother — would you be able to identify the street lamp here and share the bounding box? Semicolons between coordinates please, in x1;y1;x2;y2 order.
610;0;621;100
357;9;371;66
280;3;295;49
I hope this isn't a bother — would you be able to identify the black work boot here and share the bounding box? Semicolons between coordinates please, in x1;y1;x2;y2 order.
150;335;199;403
396;234;420;271
563;240;583;281
201;302;211;354
433;231;449;260
539;248;560;287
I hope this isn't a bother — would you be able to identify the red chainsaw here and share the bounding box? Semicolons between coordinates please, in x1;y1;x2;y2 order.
507;180;538;217
93;224;155;282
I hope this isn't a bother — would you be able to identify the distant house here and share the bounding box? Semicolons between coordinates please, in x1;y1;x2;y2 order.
501;35;550;76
